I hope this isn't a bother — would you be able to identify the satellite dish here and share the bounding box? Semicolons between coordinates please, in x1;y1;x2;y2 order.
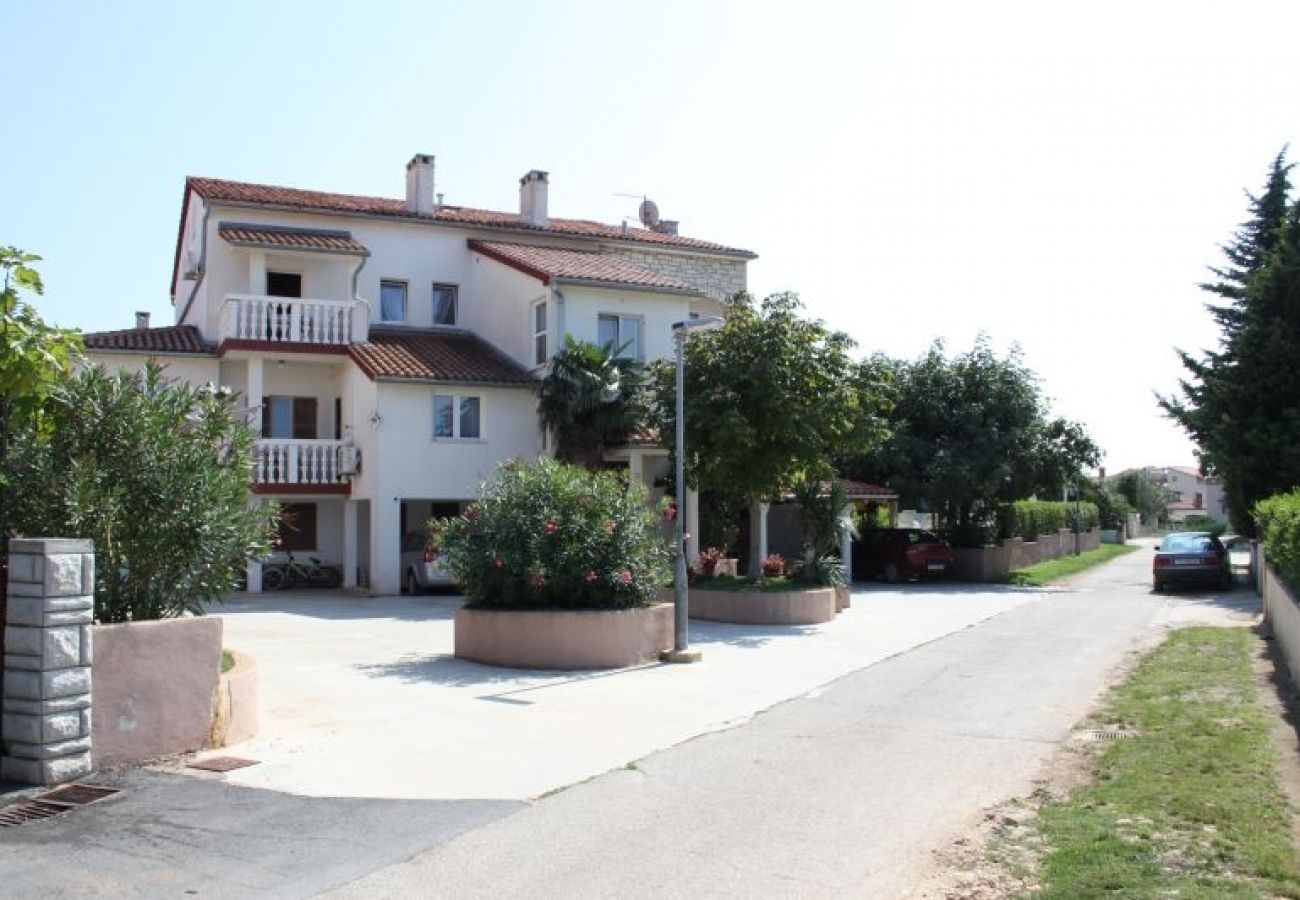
638;198;661;228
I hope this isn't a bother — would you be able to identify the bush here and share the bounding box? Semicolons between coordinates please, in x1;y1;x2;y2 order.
7;364;278;622
1256;491;1300;589
1183;515;1228;536
792;554;847;587
694;546;725;577
432;458;671;609
998;500;1098;541
761;553;788;577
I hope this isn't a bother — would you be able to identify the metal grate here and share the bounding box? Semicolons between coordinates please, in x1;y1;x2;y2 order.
187;756;259;773
1084;728;1138;742
0;783;120;829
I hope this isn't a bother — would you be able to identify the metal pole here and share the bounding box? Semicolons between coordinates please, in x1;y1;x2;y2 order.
673;330;689;653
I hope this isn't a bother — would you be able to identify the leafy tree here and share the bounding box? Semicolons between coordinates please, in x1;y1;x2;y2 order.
1162;151;1300;534
537;336;647;470
7;364;278;622
0;248;81;542
1112;470;1171;526
650;293;884;575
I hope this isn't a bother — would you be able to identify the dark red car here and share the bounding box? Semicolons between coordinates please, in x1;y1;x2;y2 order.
1153;531;1231;592
855;528;956;582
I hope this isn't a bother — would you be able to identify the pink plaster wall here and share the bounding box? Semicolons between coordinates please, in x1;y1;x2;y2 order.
92;617;223;768
455;603;673;670
689;587;837;625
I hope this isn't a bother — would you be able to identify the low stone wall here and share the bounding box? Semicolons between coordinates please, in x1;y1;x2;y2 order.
952;529;1102;582
455;603;673;670
689;587;837;626
209;650;259;749
1263;561;1300;685
92;616;223;768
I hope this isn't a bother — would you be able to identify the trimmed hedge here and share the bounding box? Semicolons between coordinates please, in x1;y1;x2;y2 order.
1256;490;1300;590
998;500;1099;541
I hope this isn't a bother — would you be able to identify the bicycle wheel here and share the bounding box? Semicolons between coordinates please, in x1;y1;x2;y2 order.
263;567;285;591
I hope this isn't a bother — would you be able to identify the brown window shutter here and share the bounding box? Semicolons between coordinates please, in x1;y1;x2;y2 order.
261;402;271;438
293;397;317;440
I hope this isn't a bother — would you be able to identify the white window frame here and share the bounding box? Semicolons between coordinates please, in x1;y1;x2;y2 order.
597;313;645;361
432;393;483;441
432;283;458;326
532;300;548;367
379;279;408;324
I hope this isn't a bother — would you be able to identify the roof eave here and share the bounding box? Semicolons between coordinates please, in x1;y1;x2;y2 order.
552;276;702;298
372;375;537;390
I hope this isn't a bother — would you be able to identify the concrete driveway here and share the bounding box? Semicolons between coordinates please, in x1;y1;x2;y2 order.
210;584;1042;800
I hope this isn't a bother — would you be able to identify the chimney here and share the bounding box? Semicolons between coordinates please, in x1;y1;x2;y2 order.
519;169;549;228
135;311;150;330
405;154;436;216
654;219;679;236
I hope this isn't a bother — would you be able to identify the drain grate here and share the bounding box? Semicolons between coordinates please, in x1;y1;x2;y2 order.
0;783;121;828
1084;728;1139;742
187;756;259;773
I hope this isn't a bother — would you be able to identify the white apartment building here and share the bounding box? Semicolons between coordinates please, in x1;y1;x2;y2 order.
84;154;755;595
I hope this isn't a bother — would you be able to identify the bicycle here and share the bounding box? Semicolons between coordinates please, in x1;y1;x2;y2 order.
262;551;343;590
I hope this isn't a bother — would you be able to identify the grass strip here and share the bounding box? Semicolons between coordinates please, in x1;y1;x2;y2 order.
1033;627;1300;898
1007;542;1138;586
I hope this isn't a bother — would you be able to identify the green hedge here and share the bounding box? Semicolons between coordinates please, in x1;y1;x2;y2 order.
998;500;1099;541
1256;490;1300;590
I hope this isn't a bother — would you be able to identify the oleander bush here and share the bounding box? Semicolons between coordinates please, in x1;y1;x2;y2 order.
431;458;671;609
1256;490;1300;590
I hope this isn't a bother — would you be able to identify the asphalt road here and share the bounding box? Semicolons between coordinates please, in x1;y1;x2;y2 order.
0;546;1257;898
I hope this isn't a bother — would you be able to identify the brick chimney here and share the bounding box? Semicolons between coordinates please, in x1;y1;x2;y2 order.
519;169;549;228
135;311;150;330
405;154;436;216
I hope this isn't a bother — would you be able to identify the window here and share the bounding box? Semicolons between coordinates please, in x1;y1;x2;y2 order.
533;301;548;366
380;280;407;323
597;314;643;360
266;271;302;298
275;503;317;552
432;284;458;326
262;396;317;439
433;394;481;439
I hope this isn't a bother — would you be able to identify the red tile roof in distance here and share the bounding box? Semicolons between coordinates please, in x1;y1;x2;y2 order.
834;479;898;499
219;224;369;255
83;325;214;355
187;177;754;256
349;329;536;386
468;240;697;293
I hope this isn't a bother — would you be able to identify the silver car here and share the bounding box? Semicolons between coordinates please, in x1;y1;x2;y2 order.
400;532;455;595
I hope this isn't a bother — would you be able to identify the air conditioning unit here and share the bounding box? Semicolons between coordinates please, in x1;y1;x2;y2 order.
338;445;361;477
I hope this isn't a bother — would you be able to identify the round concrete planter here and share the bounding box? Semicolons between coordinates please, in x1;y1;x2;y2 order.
689;586;837;625
209;650;259;748
454;602;673;670
834;585;850;612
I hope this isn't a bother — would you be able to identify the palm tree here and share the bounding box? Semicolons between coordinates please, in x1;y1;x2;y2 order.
537;337;647;469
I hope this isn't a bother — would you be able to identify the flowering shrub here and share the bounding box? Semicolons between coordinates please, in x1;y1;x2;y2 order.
694;546;725;577
431;458;671;609
761;553;788;577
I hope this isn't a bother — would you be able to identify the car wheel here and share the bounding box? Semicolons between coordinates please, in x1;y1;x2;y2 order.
1152;580;1163;593
407;570;421;597
884;563;901;584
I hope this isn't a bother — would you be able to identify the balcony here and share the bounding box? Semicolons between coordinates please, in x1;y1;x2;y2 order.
221;294;363;349
253;439;351;494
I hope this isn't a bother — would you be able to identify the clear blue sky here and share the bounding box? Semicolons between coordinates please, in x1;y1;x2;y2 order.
5;0;1297;471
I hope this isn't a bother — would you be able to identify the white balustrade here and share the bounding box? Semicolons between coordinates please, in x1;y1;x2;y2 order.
254;439;347;486
222;294;357;346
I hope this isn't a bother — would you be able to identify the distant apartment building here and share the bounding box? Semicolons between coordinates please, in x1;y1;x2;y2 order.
1139;465;1227;523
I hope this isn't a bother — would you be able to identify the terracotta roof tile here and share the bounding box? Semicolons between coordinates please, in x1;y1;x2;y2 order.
833;479;898;499
349;329;535;386
187;176;754;257
468;240;697;293
84;325;214;355
219;224;368;255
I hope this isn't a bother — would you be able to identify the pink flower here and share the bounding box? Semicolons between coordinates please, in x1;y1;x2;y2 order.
604;520;617;534
493;556;504;569
462;505;479;523
619;570;633;584
584;571;599;583
529;571;545;587
543;520;557;535
663;504;677;521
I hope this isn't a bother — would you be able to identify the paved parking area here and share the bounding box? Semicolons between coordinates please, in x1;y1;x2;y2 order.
209;584;1042;800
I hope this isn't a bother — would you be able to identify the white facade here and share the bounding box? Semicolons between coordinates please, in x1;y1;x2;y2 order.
85;155;753;595
1143;466;1228;523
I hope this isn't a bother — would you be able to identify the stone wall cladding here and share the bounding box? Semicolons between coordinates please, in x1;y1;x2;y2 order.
2;538;95;785
604;248;747;302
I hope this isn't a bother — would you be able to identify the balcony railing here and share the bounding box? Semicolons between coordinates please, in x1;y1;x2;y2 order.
254;439;348;488
222;294;361;347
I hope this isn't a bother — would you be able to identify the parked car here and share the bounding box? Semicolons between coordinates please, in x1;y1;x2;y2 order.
1221;534;1253;574
856;528;955;582
400;531;456;595
1152;531;1231;592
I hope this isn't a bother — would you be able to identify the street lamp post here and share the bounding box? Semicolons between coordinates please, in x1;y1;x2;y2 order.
663;315;724;664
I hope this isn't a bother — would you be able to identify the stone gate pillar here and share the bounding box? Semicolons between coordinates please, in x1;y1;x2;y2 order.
1;538;94;785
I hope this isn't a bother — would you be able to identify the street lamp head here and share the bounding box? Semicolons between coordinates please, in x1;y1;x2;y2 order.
672;315;724;334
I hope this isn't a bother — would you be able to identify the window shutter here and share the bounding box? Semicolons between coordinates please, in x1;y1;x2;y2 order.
293;397;317;439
